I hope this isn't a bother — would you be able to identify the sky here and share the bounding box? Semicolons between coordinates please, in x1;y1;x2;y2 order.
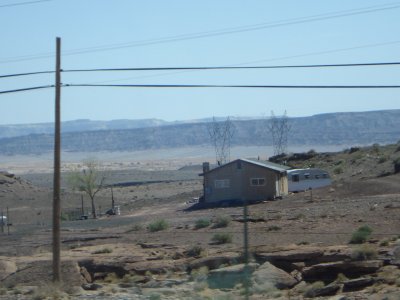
0;0;400;125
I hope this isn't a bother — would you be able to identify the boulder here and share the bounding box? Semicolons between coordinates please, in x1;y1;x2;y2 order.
302;260;383;282
0;260;17;281
2;260;84;286
207;263;259;289
189;253;240;271
252;262;297;290
342;277;375;292
304;283;341;298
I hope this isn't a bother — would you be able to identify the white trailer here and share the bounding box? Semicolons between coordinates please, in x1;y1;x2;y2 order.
287;168;331;192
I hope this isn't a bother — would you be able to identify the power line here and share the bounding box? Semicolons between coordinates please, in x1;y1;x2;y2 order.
65;83;400;89
1;2;399;63
0;70;54;79
0;85;53;94
2;61;400;79
0;0;52;8
62;61;400;72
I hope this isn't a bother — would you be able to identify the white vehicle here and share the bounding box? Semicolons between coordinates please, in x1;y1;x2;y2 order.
287;168;331;192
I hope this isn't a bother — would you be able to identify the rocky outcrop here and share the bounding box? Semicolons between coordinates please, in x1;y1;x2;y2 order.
207;263;259;289
302;260;383;282
252;261;298;289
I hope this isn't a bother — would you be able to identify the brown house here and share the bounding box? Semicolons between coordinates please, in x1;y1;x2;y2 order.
200;158;289;205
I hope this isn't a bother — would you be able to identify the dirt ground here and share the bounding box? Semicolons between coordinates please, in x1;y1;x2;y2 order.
0;145;400;299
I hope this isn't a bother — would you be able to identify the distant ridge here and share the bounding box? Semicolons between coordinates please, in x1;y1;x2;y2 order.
0;110;399;155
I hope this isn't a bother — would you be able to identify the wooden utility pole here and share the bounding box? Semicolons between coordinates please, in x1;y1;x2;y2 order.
52;37;62;282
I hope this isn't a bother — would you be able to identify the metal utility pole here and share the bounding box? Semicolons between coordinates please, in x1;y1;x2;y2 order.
52;37;62;282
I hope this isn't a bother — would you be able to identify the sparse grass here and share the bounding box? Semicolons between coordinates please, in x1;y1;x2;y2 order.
350;225;373;244
351;244;378;261
92;247;113;254
211;233;232;244
213;215;231;228
148;219;169;232
292;213;305;220
190;266;209;281
195;218;211;229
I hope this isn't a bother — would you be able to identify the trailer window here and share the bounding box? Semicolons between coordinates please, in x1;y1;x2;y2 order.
315;174;320;179
292;174;299;182
250;178;265;186
304;173;310;179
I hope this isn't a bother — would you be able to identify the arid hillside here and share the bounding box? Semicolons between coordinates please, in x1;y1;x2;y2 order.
0;143;399;299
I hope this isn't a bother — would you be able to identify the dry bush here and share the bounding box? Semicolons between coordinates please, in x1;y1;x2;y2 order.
351;245;377;261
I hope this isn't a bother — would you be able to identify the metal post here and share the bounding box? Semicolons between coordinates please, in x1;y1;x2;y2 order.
1;208;3;234
111;186;115;211
243;197;249;300
52;37;62;282
81;195;84;216
6;207;10;235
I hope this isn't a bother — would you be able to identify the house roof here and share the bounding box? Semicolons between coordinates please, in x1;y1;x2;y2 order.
200;158;289;176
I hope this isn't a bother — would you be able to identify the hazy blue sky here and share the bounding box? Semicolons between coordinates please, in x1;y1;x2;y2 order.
1;0;399;124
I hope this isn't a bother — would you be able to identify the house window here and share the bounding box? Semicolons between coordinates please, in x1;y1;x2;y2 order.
292;174;300;182
215;179;230;189
250;178;265;186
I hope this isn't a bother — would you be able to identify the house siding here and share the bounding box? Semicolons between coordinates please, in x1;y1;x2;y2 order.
203;160;288;203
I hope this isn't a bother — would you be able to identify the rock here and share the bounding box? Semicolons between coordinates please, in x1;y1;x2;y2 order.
304;283;341;298
342;277;375;292
255;248;324;264
0;261;17;281
1;260;84;287
207;263;259;289
79;259;128;278
252;262;297;290
82;283;103;291
302;260;383;282
80;266;92;283
189;253;240;271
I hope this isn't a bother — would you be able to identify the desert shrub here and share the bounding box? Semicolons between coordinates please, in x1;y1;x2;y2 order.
378;156;388;164
148;219;169;232
267;225;281;231
195;218;211;229
350;225;373;244
213;215;231;228
372;143;380;153
351;245;377;261
190;266;209;281
186;245;206;258
211;233;232;244
333;166;343;175
379;239;389;246
92;247;113;254
126;224;143;232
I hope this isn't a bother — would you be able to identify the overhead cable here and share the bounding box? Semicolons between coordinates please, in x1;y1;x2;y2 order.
65;83;400;89
0;85;54;94
1;2;399;63
2;61;400;79
0;0;52;8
